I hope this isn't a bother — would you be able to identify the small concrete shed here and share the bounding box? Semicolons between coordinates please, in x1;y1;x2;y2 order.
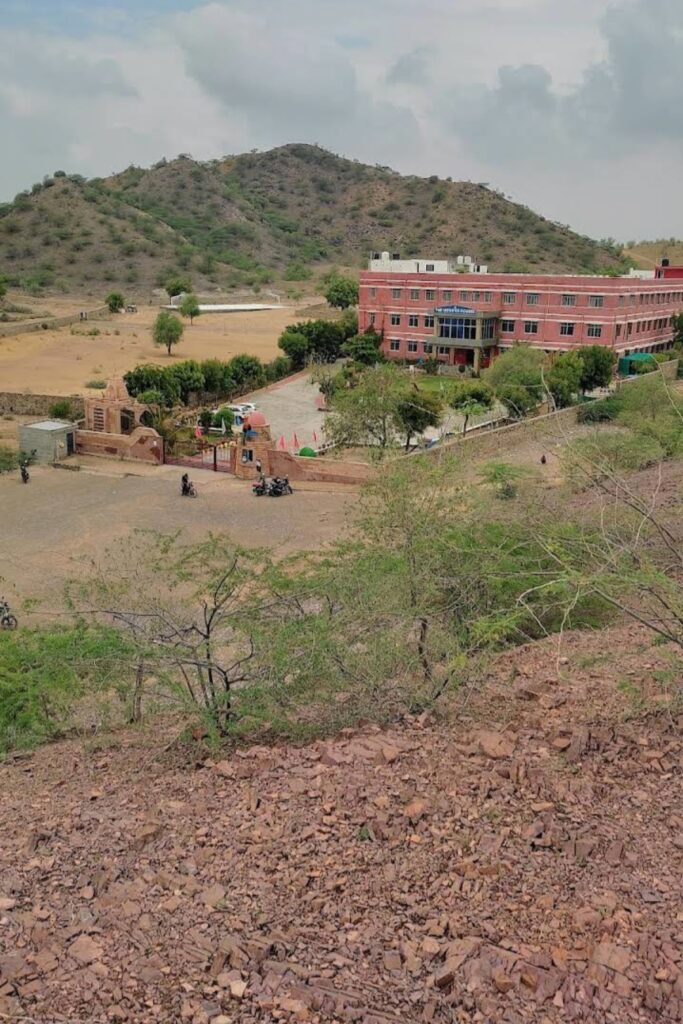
19;420;76;464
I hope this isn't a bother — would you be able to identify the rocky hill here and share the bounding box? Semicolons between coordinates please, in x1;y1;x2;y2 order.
0;146;628;298
0;620;680;1024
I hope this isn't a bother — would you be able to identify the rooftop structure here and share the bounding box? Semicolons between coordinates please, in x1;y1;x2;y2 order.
360;257;682;372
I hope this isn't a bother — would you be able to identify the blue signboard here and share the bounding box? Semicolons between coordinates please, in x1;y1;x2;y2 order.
435;305;475;315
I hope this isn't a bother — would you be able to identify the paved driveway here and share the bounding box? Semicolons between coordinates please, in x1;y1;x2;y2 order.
241;373;326;450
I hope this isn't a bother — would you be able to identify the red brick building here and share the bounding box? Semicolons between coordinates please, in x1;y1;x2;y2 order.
359;257;683;372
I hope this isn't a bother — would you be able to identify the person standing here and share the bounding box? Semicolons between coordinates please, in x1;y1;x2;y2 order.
255;458;262;476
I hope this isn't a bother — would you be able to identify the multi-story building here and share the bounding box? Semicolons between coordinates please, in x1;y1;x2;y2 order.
359;254;683;372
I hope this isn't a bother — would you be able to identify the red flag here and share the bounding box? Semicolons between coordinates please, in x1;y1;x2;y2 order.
313;430;318;443
278;435;286;450
292;433;300;450
194;424;203;439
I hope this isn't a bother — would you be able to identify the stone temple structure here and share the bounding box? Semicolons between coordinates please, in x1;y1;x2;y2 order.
77;377;163;463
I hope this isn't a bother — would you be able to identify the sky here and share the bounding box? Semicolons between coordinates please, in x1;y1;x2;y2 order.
1;0;682;239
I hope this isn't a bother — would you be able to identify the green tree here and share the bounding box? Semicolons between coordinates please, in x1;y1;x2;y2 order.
672;312;683;347
326;364;406;455
483;345;544;416
165;275;192;299
547;351;583;408
152;310;184;356
496;383;537;420
228;354;266;392
323;273;359;310
577;345;616;393
179;293;200;324
396;390;443;450
278;330;310;370
449;379;494;434
105;291;124;313
342;329;384;366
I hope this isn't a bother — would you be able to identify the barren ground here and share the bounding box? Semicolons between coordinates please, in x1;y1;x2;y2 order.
0;463;354;611
0;297;301;396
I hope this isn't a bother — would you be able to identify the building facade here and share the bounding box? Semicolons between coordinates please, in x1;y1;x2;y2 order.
359;260;683;371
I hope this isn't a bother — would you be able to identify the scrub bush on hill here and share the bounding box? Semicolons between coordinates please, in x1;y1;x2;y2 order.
0;625;131;755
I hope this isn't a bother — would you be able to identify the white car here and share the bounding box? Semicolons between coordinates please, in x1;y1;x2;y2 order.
227;403;257;415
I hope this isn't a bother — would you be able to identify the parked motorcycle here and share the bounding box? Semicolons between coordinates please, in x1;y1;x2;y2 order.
268;476;293;497
0;600;18;631
252;476;293;497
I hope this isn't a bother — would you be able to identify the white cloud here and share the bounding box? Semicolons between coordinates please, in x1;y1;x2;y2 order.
0;0;680;238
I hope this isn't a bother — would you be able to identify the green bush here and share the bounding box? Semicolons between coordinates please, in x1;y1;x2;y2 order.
48;400;73;420
577;396;623;423
85;379;107;389
0;626;130;755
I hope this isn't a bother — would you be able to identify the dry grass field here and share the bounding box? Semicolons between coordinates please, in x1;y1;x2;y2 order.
0;296;299;396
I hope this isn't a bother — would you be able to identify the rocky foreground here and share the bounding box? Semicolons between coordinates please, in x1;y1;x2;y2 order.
0;624;681;1024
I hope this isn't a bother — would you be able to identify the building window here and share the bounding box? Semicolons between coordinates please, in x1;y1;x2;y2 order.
587;324;602;338
627;323;633;335
482;319;495;341
391;288;402;299
439;317;477;341
616;324;622;337
426;264;435;272
560;322;575;336
502;292;516;304
369;288;377;299
472;291;480;301
410;288;420;300
424;315;435;328
501;320;515;333
460;291;469;301
561;294;576;306
93;407;105;431
524;321;539;334
408;314;419;327
438;346;450;355
442;290;452;301
369;313;376;326
390;314;401;326
589;295;604;307
484;292;492;303
389;339;400;352
618;295;625;306
423;343;433;354
425;289;435;300
526;293;540;305
407;341;418;353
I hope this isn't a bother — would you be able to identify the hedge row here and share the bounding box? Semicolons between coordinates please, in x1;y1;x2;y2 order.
124;354;292;408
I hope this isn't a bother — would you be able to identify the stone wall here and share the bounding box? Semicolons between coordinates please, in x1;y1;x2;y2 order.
269;450;374;485
421;405;580;463
76;427;163;464
0;392;86;417
0;306;110;338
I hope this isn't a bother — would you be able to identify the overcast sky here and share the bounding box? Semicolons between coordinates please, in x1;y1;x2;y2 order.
1;0;681;239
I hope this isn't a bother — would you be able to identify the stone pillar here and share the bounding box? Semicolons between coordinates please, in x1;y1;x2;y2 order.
473;348;482;375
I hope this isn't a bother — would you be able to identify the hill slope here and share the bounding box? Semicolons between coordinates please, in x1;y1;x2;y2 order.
0;145;629;297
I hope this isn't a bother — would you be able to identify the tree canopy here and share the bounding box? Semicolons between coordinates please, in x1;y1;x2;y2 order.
577;345;616;392
323;273;359;310
105;291;124;313
547;351;583;408
152;310;184;355
179;294;200;324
